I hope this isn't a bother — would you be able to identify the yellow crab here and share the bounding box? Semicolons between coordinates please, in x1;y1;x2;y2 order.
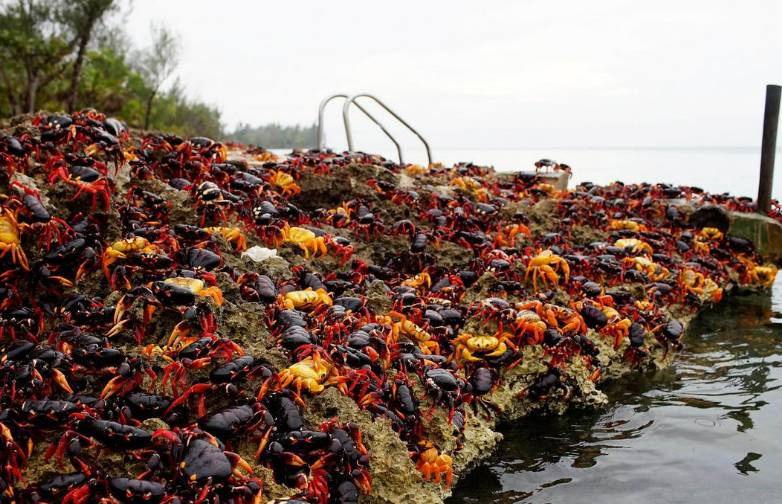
326;202;353;226
254;151;279;162
741;262;778;288
269;170;300;197
277;353;342;402
634;299;656;313
0;208;28;270
692;227;724;253
609;219;647;232
702;277;723;303
405;164;428;176
525;250;570;290
402;272;432;291
680;269;705;296
698;227;724;241
204;226;247;251
163;277;224;306
451;176;482;191
615;238;653;256
451;176;489;201
279;287;333;311
380;311;439;354
452;332;516;362
623;256;670;282
101;236;160;277
280;225;327;258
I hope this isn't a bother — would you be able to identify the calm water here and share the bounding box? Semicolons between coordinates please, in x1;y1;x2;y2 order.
400;147;782;201
279;147;782;200
448;275;782;504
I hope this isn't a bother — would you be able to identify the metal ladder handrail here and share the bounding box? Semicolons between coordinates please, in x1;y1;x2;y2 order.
317;94;403;164
342;93;433;166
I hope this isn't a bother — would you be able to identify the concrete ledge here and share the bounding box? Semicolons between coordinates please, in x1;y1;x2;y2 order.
729;212;782;263
510;170;570;191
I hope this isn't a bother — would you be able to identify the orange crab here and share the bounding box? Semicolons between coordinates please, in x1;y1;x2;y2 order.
280;225;327;258
494;223;531;247
416;442;453;487
0;208;28;270
525;250;570;290
599;305;633;349
269;169;300;197
204;226;247;251
517;300;586;337
514;309;548;345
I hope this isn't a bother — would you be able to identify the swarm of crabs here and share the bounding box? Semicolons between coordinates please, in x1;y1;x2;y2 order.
0;110;777;504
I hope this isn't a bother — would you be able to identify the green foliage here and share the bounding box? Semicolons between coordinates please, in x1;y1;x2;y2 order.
147;80;223;139
0;0;312;145
228;122;317;149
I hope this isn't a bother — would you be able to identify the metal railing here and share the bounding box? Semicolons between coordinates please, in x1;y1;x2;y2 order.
316;93;433;166
317;94;402;163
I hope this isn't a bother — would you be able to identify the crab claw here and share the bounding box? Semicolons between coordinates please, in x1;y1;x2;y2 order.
100;375;130;399
354;468;373;494
106;318;128;337
74;261;92;282
162;383;211;417
151;428;181;444
255;427;272;459
113;294;133;325
279;451;308;468
226;451;254;478
166;321;195;348
51;368;74;394
101;249;126;280
255;376;273;401
62;483;90;504
201;286;224;306
364;346;380;362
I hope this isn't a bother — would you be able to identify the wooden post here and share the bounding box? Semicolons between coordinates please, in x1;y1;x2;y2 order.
758;84;781;213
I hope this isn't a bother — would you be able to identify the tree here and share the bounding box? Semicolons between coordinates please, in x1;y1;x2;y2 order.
228;122;318;148
135;23;179;130
0;0;75;113
60;0;120;111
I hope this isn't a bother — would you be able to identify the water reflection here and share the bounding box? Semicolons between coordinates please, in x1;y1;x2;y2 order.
449;277;782;504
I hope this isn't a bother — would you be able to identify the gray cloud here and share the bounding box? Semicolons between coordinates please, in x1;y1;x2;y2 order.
126;0;781;150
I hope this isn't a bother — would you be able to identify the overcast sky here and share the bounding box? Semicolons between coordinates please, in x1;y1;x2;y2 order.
126;0;781;150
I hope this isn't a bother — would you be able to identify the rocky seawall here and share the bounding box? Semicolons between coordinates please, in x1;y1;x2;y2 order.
0;111;777;503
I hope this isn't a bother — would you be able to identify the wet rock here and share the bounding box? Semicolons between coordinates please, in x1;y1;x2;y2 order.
689;204;730;231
